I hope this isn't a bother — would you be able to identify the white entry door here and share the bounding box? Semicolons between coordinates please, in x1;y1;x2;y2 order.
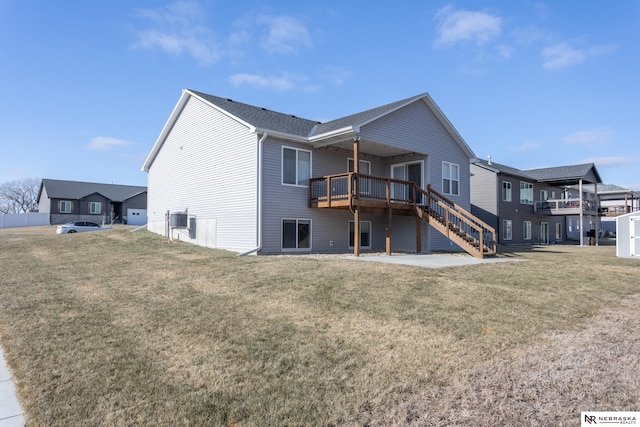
631;217;640;256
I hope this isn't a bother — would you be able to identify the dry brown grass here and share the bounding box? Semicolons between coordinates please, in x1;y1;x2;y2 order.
0;225;638;426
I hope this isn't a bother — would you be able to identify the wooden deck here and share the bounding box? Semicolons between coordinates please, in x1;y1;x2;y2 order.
309;173;497;259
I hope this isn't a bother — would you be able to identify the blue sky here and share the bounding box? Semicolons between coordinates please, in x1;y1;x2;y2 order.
1;1;639;189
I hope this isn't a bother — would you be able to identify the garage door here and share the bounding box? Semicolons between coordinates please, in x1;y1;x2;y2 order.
127;209;147;226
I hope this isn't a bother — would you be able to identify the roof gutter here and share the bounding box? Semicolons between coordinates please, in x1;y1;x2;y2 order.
238;131;268;256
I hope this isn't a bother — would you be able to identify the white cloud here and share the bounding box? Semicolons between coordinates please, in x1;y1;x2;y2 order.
229;73;296;91
132;1;222;65
323;66;353;86
86;137;132;151
257;15;312;54
562;128;613;145
434;5;502;48
542;42;618;70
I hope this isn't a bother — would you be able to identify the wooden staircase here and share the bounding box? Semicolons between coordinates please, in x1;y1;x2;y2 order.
309;173;497;258
415;185;496;259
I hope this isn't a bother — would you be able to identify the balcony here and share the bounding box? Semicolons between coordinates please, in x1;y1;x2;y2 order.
599;205;632;217
533;198;598;215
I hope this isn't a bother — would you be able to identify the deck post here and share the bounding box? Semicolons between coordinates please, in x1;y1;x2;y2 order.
595;181;599;246
579;178;584;246
416;215;422;253
353;136;360;256
386;180;392;255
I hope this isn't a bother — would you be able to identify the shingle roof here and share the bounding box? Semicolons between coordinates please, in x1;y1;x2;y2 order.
472;159;535;180
41;179;146;201
570;183;636;194
189;90;321;137
524;163;600;183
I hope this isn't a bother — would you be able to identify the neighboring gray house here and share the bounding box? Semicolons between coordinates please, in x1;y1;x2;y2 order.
470;159;602;246
142;89;497;257
571;184;639;237
38;179;147;225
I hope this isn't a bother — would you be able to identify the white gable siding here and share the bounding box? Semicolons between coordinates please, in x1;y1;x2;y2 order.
146;95;258;252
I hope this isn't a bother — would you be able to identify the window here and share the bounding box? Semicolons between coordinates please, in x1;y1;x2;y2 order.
442;162;460;195
520;182;533;204
503;220;512;241
555;223;562;240
282;219;311;250
348;221;371;248
282;147;311;186
89;202;102;214
540;190;548;201
348;158;371;194
502;181;512;202
523;221;532;240
59;200;71;213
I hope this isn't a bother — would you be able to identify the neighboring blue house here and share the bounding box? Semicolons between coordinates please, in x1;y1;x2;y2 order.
142;89;496;258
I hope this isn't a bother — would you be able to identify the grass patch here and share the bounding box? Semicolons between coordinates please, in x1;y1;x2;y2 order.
0;226;639;425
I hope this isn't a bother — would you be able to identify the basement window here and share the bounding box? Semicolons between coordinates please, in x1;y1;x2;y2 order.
282;218;311;251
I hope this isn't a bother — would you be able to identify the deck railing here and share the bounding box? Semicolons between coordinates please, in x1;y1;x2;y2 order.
309;173;497;257
534;198;598;214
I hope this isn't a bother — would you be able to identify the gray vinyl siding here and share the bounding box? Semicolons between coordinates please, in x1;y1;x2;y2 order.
361;99;472;253
261;138;383;254
146;95;258;252
470;164;499;230
265;99;472;255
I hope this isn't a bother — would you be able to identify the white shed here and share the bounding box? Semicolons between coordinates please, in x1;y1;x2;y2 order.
616;211;640;257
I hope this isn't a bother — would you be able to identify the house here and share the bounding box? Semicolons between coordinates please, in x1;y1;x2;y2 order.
141;89;497;258
38;179;147;225
470;159;602;246
570;184;639;237
616;211;640;257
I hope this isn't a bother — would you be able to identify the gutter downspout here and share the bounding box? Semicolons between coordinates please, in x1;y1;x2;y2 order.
239;132;268;256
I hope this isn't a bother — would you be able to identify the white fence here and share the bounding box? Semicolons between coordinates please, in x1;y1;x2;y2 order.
0;212;50;228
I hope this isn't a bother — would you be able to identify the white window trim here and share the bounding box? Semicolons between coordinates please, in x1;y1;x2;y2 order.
523;221;532;240
281;146;312;187
519;181;534;205
442;161;460;196
348;220;372;249
503;219;513;241
281;218;312;252
347;158;371;174
59;200;71;213
348;158;372;195
89;201;102;214
502;181;512;202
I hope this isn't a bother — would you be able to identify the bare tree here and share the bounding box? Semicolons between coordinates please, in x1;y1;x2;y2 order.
0;178;41;214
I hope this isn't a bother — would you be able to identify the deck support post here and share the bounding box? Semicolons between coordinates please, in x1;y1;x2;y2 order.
386;211;392;255
595;181;599;246
579;178;584;247
353;136;360;256
416;215;422;253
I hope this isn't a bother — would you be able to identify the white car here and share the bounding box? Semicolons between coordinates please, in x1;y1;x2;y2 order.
56;221;111;234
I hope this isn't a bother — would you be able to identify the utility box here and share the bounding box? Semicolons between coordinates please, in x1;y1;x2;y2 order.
616;211;640;257
170;212;188;228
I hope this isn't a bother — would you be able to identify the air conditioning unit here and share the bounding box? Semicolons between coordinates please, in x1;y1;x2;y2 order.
169;212;188;228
